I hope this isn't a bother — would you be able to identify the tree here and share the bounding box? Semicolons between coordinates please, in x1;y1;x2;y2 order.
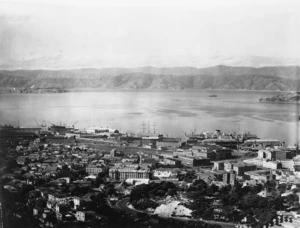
167;188;177;196
219;185;231;196
105;183;116;195
94;172;106;186
208;184;219;194
184;171;197;183
187;179;207;195
189;196;210;219
47;212;57;225
284;193;298;207
5;158;18;172
202;207;215;220
130;184;149;202
265;180;277;192
277;183;287;193
250;184;264;195
36;198;47;208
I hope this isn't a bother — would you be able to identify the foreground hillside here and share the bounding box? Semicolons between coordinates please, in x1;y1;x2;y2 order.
0;65;300;91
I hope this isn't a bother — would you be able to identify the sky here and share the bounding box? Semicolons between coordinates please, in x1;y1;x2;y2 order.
0;0;300;69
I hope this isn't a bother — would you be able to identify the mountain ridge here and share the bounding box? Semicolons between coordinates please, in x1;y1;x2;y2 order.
1;65;299;91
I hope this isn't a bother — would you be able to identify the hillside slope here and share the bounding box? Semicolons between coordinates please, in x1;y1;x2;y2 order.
0;65;299;91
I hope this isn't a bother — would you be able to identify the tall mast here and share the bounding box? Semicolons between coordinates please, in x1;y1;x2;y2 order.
141;122;146;133
152;122;156;134
297;74;300;155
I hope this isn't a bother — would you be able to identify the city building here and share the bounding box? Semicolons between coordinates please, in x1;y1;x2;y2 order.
157;138;182;150
244;170;275;182
177;156;210;167
47;193;72;205
110;149;117;157
86;164;108;175
202;138;238;148
190;145;232;160
280;160;295;171
232;162;257;176
258;149;295;161
141;136;159;149
243;139;281;149
262;160;282;169
109;166;151;181
213;161;225;171
222;160;257;176
223;171;236;185
163;158;182;167
153;168;178;179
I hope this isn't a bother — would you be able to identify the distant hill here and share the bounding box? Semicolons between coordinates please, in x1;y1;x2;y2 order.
0;65;300;91
258;92;300;103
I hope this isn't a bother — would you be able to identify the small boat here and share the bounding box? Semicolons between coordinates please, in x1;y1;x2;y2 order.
209;94;218;97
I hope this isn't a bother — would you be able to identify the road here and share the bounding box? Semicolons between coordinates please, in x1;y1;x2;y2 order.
114;198;145;214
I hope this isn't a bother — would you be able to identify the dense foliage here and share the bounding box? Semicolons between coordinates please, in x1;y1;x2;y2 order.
130;181;177;210
186;180;289;227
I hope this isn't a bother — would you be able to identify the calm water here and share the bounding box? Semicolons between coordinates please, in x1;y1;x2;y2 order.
0;90;299;145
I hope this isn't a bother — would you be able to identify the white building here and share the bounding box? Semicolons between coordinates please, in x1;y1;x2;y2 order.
262;160;282;169
153;168;178;179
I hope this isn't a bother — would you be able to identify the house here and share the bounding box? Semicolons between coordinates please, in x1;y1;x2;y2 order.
55;204;67;213
151;154;164;161
56;212;63;221
48;193;56;202
257;189;272;198
23;173;36;184
58;177;70;184
73;197;81;209
76;211;95;222
47;201;55;209
33;208;41;216
48;193;72;205
103;154;112;159
56;195;72;205
28;153;40;161
16;156;28;165
243;180;259;187
43;165;58;177
57;162;68;169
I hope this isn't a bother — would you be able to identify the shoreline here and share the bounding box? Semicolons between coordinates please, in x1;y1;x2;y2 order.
0;88;291;94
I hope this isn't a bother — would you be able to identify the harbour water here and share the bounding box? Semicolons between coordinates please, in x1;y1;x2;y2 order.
0;90;299;145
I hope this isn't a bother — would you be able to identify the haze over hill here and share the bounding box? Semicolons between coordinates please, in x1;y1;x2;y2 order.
1;65;300;91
